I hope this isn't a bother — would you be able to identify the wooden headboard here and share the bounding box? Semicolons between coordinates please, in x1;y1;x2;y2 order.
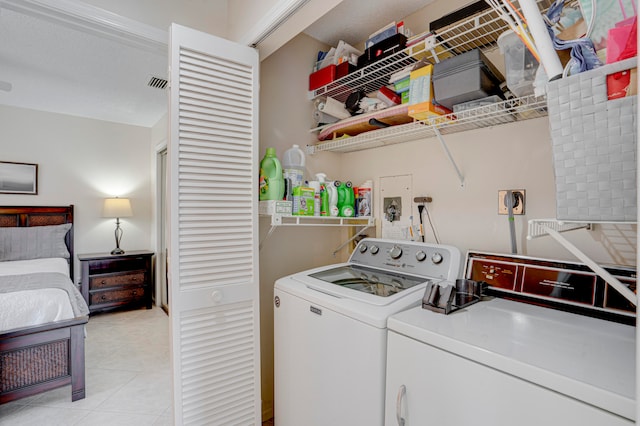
0;206;74;280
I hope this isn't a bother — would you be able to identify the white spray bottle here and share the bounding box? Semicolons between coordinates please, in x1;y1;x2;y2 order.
315;173;329;216
327;180;339;217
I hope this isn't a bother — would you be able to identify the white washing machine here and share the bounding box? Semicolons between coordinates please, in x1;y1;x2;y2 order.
385;251;636;425
274;238;461;426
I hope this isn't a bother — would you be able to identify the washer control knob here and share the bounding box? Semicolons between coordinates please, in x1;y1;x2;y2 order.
359;244;367;253
431;252;443;264
390;246;403;259
415;251;427;262
370;245;379;255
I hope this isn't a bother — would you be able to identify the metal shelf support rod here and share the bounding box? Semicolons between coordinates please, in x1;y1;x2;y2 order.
332;224;373;257
259;225;278;251
543;226;637;306
432;123;465;187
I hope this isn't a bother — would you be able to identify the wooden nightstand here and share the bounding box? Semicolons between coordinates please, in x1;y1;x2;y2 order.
78;250;154;314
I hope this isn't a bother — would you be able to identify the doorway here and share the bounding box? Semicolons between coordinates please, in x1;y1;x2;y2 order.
157;146;169;313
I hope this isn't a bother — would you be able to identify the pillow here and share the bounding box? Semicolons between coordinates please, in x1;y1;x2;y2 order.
0;223;71;262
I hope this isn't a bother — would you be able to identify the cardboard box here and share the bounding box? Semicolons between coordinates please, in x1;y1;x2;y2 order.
607;67;637;100
259;200;292;215
357;34;407;69
393;76;410;93
336;61;354;79
407;64;452;119
292;187;315;216
409;65;434;105
408;101;452;120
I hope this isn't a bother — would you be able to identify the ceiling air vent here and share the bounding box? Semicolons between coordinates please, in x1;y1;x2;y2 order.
147;76;167;90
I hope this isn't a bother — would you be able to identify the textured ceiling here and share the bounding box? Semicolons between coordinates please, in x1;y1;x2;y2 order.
303;0;433;47
0;7;167;127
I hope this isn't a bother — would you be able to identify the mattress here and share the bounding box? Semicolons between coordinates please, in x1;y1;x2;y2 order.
0;258;87;331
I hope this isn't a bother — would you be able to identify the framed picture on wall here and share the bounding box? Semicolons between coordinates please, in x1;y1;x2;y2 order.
0;161;38;195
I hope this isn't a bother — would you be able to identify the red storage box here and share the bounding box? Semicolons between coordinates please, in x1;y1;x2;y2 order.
309;65;336;90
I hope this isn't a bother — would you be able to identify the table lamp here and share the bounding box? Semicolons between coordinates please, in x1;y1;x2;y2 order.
103;197;133;255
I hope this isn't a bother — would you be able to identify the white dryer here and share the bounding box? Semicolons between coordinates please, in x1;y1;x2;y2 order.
274;238;461;426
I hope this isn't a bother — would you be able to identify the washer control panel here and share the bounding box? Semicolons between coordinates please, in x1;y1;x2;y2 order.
350;238;461;281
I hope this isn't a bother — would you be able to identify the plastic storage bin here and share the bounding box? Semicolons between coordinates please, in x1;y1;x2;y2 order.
432;49;504;109
497;30;538;97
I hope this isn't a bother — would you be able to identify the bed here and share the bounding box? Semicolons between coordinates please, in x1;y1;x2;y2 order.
0;205;89;404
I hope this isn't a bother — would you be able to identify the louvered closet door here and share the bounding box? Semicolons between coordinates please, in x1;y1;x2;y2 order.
168;24;260;426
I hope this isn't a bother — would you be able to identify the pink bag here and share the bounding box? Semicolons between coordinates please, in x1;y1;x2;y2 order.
606;16;637;100
606;16;637;63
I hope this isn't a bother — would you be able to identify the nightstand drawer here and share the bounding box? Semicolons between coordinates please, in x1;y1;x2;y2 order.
89;271;146;289
78;250;154;315
90;287;145;305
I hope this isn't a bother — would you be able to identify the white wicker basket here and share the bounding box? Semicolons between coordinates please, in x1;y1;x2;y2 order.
547;57;637;221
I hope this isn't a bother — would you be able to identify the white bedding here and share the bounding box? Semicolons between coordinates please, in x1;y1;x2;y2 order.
0;257;70;277
0;258;76;331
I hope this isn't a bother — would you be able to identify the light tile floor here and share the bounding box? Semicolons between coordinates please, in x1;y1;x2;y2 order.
0;307;172;426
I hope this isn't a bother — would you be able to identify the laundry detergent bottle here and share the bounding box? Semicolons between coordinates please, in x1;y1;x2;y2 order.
336;181;355;217
259;147;284;201
327;180;339;217
282;144;306;199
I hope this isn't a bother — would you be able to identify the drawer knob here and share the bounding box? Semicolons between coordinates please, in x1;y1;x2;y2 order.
101;294;107;300
101;280;106;284
211;291;223;303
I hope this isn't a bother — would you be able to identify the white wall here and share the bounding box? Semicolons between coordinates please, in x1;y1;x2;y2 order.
77;0;228;35
339;118;636;266
258;30;364;419
0;105;154;281
228;0;344;59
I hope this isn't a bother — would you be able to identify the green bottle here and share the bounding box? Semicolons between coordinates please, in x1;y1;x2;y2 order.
259;147;284;201
336;181;355;217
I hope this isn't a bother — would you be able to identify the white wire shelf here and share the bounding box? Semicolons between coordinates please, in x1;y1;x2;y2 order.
527;219;637;239
527;219;592;239
259;214;375;253
265;214;374;227
308;94;547;154
308;1;549;102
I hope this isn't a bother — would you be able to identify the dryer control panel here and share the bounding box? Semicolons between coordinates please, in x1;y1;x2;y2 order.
350;238;461;281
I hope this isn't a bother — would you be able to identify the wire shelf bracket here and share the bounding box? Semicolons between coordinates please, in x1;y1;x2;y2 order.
259;214;375;252
527;219;636;306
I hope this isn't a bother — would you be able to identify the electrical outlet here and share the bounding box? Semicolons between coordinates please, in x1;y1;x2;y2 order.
498;190;525;215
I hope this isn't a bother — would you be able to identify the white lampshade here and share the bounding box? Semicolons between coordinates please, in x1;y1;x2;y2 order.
103;198;133;218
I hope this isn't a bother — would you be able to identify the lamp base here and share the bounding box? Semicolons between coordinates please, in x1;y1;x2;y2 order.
111;248;125;255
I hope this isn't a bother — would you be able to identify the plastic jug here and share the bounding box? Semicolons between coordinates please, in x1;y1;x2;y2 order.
336;181;355;217
327;181;339;217
259;147;285;201
282;144;306;198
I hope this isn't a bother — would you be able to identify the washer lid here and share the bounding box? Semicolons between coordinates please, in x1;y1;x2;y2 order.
287;264;440;308
309;264;426;298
